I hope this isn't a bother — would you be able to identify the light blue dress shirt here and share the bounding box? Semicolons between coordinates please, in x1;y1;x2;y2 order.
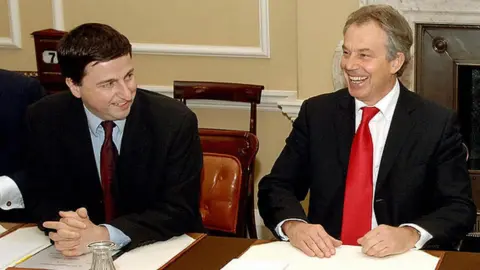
84;106;131;248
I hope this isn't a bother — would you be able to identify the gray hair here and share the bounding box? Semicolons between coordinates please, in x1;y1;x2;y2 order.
343;4;413;76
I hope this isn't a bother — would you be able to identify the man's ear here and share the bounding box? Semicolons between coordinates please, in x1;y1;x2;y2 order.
66;78;81;98
390;52;405;75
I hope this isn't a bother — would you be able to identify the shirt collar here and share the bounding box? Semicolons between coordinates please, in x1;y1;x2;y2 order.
354;79;400;122
83;106;126;136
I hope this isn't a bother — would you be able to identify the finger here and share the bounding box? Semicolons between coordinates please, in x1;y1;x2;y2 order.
294;239;316;257
76;207;89;219
361;235;381;254
330;236;342;247
316;229;335;255
43;221;68;231
59;210;79;219
49;232;78;242
359;228;380;245
375;246;391;258
311;233;332;257
306;236;327;258
55;240;80;251
61;248;83;257
49;232;61;242
60;217;87;229
364;239;386;256
56;229;80;239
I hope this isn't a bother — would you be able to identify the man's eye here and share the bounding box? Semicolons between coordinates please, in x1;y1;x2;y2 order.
101;82;115;88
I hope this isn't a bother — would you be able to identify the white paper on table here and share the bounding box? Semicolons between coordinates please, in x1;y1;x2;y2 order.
0;227;51;270
114;234;195;270
239;242;440;270
221;258;289;270
0;224;6;234
17;245;93;270
18;245;121;270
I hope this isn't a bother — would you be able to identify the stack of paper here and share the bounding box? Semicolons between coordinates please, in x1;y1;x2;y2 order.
115;234;195;270
229;242;440;270
0;227;51;270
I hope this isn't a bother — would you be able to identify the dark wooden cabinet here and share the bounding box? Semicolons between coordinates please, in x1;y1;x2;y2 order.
415;24;480;213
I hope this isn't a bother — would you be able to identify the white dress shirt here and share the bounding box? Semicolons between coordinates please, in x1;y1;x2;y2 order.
275;80;433;249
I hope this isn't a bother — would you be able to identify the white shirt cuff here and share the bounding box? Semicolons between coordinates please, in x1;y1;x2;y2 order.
102;224;131;249
400;223;433;249
0;176;25;210
275;219;307;241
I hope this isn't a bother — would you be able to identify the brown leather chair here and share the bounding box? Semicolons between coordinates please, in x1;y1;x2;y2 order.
200;153;244;235
174;81;263;238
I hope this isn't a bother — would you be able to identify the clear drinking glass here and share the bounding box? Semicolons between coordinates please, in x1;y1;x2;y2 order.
88;241;117;270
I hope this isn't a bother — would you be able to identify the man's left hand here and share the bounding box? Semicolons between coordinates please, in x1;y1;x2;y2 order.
357;225;420;257
43;208;110;257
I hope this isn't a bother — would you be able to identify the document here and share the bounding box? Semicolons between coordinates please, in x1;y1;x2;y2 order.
17;245;93;270
115;234;195;270
237;242;440;270
0;227;51;270
0;224;6;234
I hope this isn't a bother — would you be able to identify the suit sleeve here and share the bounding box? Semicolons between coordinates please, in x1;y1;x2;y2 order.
258;100;312;236
413;112;477;245
109;111;203;249
8;78;45;192
23;107;64;226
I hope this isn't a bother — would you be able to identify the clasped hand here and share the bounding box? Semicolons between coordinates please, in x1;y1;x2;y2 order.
42;207;109;257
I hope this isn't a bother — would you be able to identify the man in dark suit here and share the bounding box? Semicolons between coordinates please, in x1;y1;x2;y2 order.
258;4;476;258
21;23;204;256
0;69;45;222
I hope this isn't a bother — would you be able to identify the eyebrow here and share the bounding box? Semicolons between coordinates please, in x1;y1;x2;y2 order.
342;45;373;53
124;68;134;77
96;68;135;86
96;78;117;86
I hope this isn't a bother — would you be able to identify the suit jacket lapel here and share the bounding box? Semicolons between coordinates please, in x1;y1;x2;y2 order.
115;91;151;197
61;95;102;192
334;92;355;174
376;85;417;192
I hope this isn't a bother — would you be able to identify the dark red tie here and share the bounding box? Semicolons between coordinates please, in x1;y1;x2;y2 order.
100;121;117;223
341;107;379;245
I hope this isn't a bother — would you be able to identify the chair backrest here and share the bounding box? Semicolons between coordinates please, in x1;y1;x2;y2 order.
200;152;243;234
199;129;259;175
173;80;263;134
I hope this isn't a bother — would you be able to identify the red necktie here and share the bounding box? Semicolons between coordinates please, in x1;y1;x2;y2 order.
100;121;117;223
341;107;379;245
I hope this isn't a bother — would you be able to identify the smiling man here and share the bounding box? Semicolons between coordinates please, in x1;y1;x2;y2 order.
258;4;476;258
20;23;204;256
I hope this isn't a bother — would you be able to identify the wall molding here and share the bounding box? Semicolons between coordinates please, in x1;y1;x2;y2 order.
140;84;296;112
52;0;270;58
278;99;303;121
0;0;21;49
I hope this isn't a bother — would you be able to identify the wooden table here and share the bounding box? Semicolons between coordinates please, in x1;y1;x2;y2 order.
2;223;480;270
0;222;24;238
164;236;480;270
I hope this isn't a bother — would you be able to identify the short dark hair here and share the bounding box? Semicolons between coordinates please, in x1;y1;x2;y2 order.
57;23;132;85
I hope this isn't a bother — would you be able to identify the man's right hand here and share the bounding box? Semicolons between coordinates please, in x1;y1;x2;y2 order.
282;221;342;258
